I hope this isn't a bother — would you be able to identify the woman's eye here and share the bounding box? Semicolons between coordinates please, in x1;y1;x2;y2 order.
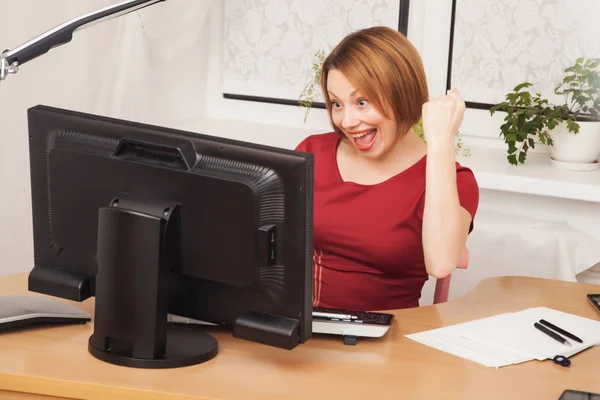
331;102;341;109
358;99;369;107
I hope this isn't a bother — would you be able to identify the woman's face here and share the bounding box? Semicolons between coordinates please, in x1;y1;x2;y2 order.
327;69;400;160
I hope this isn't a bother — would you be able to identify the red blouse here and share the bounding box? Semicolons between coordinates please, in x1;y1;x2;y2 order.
295;132;479;311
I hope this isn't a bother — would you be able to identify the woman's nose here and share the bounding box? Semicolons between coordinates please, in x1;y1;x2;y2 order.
341;108;359;130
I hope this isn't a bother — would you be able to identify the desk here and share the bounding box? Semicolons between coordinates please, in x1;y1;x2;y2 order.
0;274;598;400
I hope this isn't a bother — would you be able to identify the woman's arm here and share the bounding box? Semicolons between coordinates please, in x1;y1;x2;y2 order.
421;88;471;279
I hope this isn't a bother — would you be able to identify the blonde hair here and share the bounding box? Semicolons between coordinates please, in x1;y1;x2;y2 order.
321;26;429;138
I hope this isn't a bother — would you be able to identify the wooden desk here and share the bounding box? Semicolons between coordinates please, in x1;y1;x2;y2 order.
0;273;598;400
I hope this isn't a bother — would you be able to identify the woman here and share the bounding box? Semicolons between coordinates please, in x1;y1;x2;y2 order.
295;26;479;311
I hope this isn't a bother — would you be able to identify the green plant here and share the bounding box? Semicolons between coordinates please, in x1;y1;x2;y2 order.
555;57;600;120
298;50;326;123
491;57;600;165
490;83;556;165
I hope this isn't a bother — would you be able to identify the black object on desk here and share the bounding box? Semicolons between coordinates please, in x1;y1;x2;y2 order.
539;319;583;343
552;355;571;367
587;294;600;314
559;389;600;399
534;322;572;347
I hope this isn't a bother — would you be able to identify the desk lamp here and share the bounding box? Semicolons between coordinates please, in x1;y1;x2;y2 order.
1;0;165;83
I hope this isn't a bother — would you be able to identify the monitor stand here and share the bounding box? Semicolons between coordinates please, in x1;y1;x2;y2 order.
88;195;218;369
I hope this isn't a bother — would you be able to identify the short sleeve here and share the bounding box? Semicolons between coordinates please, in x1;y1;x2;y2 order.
295;137;310;152
456;165;479;233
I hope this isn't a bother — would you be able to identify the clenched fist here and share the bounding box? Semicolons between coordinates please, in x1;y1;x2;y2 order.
421;87;466;150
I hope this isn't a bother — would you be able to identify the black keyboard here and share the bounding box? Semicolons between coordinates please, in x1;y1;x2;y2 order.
312;307;394;326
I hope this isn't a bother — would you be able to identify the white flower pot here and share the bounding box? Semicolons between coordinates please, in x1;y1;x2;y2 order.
549;120;600;169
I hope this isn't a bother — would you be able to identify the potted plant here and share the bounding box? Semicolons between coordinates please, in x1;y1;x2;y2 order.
491;58;600;168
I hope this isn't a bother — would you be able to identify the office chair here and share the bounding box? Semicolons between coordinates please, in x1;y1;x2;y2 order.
433;247;469;304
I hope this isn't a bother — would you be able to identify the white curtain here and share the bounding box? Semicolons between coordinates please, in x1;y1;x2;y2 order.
92;0;217;126
0;0;217;276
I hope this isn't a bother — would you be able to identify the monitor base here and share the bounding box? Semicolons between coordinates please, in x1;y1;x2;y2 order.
88;324;218;369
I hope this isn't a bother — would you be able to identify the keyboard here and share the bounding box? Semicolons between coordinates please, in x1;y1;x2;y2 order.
168;307;395;340
312;307;394;338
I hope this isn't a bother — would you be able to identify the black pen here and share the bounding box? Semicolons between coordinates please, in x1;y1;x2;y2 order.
534;322;571;347
539;319;583;343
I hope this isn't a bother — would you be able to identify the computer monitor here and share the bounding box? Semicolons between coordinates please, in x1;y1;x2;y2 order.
26;105;313;369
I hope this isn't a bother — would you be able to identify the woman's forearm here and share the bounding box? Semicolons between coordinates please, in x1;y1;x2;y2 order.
420;87;470;278
422;144;470;279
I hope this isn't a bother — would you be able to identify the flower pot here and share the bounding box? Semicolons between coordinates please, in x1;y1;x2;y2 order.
549;120;600;170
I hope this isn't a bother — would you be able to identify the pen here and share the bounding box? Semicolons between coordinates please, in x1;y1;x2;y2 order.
539;319;583;343
534;322;571;347
313;311;356;320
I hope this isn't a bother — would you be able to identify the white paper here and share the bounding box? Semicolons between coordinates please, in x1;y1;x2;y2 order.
406;307;600;368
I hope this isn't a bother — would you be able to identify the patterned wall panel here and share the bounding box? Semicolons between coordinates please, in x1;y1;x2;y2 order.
221;0;408;106
448;0;600;108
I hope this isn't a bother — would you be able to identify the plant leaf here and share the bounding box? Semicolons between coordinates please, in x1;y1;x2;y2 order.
566;119;580;133
513;82;533;92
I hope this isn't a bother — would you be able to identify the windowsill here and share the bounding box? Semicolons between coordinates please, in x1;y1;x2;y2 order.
456;147;600;203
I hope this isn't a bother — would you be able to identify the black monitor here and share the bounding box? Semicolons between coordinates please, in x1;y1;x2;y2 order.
26;105;313;369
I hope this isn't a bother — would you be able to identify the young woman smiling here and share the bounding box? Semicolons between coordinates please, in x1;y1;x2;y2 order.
296;26;480;311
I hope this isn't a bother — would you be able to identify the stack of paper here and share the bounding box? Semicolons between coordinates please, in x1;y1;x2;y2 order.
405;307;600;368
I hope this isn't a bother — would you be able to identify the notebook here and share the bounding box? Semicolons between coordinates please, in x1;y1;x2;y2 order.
405;307;600;368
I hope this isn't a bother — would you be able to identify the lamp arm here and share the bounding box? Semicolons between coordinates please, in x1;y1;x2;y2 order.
0;0;165;82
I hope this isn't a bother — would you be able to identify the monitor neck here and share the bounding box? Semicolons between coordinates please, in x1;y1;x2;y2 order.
88;194;218;368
